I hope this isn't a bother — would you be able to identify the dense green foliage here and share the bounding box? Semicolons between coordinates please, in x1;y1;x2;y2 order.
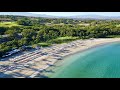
1;15;120;57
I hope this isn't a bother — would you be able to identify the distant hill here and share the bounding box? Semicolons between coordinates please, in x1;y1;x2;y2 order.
0;12;38;17
67;15;120;20
1;12;120;20
0;12;62;18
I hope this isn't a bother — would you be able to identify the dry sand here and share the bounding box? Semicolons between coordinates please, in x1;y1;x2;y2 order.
1;38;120;78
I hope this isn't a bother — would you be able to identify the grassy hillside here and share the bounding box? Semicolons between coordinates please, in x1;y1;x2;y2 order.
0;22;21;27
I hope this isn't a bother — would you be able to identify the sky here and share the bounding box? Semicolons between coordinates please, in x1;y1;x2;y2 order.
29;12;120;17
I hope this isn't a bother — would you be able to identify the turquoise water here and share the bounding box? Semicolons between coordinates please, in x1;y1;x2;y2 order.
43;42;120;78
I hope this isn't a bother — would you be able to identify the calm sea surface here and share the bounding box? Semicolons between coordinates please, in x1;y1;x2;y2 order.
41;42;120;78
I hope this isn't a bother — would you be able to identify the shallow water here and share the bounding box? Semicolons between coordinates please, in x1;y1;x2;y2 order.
41;42;120;78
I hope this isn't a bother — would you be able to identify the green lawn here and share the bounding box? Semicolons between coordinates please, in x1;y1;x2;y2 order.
0;22;21;27
32;36;79;48
116;24;120;27
57;36;78;40
33;43;51;48
48;36;79;44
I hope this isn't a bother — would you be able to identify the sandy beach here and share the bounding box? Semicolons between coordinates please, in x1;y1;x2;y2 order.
1;38;120;78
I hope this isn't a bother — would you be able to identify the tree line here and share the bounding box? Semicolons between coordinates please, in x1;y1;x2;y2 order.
1;15;120;57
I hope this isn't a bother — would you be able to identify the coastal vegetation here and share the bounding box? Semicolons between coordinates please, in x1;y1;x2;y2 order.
1;15;120;57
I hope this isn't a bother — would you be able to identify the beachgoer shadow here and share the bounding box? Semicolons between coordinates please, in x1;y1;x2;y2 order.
42;59;48;61
46;63;56;67
43;69;55;73
28;67;40;72
11;72;28;77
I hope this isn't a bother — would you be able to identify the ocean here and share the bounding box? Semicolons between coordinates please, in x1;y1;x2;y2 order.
40;42;120;78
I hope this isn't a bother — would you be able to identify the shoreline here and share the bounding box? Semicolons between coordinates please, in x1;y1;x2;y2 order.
38;39;120;78
62;40;119;59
